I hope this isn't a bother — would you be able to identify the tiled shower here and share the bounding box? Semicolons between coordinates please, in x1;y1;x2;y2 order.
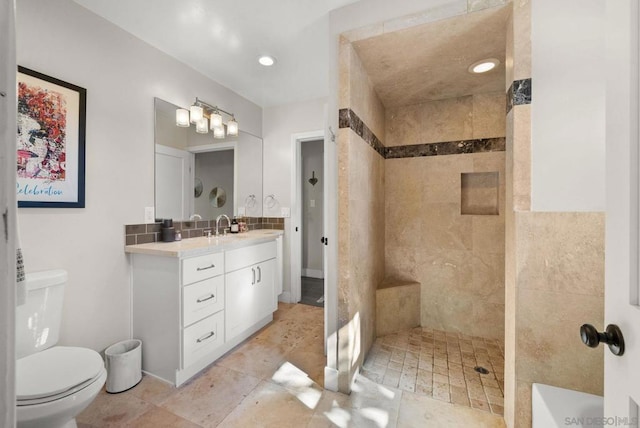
337;5;508;415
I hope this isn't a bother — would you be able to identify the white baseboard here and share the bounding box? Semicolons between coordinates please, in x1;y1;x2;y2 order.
278;291;292;303
302;268;324;279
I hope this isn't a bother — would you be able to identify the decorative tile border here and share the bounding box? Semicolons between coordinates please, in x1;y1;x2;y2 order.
386;138;506;159
124;217;284;245
506;78;532;113
339;107;506;160
339;108;386;157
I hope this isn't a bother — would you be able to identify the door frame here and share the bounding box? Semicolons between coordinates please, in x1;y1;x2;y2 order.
154;144;194;220
0;0;16;424
188;142;238;216
290;130;325;304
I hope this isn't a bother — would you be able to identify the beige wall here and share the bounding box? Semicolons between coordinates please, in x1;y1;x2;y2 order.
513;212;604;427
504;1;605;427
337;37;386;392
384;94;506;340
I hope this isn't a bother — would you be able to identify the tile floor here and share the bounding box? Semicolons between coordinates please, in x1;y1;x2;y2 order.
361;328;505;416
78;303;505;427
300;276;324;308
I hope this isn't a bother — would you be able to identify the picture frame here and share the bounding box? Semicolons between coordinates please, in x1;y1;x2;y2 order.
17;66;86;208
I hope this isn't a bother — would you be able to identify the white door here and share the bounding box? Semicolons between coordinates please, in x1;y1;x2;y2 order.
155;144;192;220
604;0;640;419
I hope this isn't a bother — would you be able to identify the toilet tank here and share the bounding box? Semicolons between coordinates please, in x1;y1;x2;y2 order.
16;269;67;359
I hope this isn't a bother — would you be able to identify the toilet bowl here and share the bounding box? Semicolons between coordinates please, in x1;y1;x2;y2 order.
16;270;106;428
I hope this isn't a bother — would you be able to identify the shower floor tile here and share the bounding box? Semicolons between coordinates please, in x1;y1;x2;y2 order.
362;327;505;416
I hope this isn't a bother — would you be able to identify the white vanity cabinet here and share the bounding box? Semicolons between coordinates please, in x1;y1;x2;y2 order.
129;235;281;386
225;241;278;339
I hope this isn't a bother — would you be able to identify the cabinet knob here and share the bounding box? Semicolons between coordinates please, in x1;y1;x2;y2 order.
580;323;625;356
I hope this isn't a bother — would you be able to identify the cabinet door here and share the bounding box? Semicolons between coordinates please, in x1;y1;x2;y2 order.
254;259;277;320
225;266;256;339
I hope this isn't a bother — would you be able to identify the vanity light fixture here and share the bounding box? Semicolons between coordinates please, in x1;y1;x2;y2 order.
213;126;225;139
468;58;500;74
175;97;239;137
258;55;276;67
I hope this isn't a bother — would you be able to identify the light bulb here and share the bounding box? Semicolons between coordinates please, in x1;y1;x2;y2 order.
196;117;208;134
226;118;238;136
190;105;203;123
210;111;223;129
213;126;225;139
176;108;190;127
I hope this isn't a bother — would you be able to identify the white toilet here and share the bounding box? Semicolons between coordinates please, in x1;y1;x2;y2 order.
16;270;107;428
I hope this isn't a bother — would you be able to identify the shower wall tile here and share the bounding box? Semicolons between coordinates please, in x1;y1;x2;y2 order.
472;217;505;255
516;212;604;296
515;381;532;428
338;36;351;110
382;1;468;34
422;203;473;251
342;0;510;44
513;105;531;211
505;0;514;92
385;104;423;147
385;151;505;341
385;138;505;159
384;158;423;250
341;22;384;44
385;92;505;147
516;288;603;393
512;211;605;427
473;92;507;138
337;38;386;392
468;0;507;12
513;0;532;82
339;108;385;157
346;41;386;141
422;96;474;144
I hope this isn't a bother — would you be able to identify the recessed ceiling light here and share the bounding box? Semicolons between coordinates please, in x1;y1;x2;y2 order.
258;55;276;67
468;58;500;74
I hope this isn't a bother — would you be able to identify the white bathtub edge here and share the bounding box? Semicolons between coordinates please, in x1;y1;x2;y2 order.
532;383;603;428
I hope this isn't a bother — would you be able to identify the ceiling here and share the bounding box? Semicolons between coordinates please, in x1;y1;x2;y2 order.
73;0;360;107
352;6;510;108
73;1;509;109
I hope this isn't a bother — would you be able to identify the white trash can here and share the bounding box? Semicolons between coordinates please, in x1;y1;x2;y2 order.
104;339;142;393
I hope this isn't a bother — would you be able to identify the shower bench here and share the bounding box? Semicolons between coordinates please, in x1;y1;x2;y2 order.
376;279;421;336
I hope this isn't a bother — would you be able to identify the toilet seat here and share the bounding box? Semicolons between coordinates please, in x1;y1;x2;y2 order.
17;346;105;406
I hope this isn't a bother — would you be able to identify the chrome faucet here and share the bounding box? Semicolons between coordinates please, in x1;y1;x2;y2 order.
215;214;230;236
189;214;202;221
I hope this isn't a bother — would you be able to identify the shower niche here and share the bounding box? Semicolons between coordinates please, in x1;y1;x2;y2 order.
461;171;500;215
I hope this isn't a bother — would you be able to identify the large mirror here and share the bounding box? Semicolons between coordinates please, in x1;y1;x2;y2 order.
154;98;263;221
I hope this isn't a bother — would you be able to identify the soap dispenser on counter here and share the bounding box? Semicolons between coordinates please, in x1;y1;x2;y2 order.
230;217;239;234
161;219;175;242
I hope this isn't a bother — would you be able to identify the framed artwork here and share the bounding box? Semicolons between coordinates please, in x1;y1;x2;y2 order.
17;66;86;208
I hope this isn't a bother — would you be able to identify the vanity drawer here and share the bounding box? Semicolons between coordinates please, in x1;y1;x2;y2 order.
182;252;224;285
183;311;224;368
183;276;224;327
225;241;277;273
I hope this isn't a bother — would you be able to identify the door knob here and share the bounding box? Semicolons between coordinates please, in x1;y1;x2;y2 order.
580;323;625;356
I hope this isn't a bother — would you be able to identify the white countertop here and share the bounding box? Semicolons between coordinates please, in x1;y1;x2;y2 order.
125;229;283;258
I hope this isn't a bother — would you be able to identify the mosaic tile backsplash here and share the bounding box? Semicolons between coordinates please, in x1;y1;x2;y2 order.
125;217;285;245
